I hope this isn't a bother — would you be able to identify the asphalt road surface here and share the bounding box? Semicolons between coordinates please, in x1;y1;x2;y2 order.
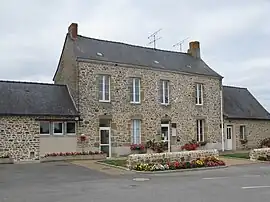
1;162;270;202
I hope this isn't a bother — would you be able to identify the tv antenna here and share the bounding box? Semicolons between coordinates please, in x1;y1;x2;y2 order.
148;28;162;49
173;37;189;52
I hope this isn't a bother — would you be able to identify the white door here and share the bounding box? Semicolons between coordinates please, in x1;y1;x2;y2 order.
225;126;233;150
99;127;111;157
161;124;170;152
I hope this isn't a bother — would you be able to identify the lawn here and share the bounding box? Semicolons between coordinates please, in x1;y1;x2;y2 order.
220;152;249;159
101;159;127;167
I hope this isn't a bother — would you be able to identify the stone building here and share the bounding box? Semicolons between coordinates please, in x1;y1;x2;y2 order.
53;23;224;157
223;86;270;150
1;23;269;161
0;81;79;161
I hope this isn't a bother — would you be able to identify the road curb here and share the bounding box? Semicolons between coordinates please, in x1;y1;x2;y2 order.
96;161;228;174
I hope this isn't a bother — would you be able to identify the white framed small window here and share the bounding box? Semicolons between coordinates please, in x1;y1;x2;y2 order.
196;119;204;142
196;83;203;105
39;121;50;135
98;75;110;102
240;125;246;140
131;119;141;144
53;122;64;135
160;80;169;104
131;78;141;103
66;122;76;135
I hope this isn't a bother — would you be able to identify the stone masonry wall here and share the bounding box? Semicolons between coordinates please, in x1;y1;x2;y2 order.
224;119;270;149
53;36;79;107
77;61;222;155
0;116;40;161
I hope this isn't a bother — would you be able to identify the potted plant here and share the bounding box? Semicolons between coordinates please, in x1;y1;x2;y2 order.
181;140;199;151
130;144;145;154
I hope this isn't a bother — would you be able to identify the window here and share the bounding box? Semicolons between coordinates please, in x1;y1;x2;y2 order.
131;78;141;103
40;121;50;135
53;122;63;135
240;125;246;140
196;120;204;141
66;122;76;134
160;80;169;104
98;75;110;102
195;83;203;105
132;119;141;144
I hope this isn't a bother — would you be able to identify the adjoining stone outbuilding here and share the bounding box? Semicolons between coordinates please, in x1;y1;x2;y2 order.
0;81;79;162
223;86;270;150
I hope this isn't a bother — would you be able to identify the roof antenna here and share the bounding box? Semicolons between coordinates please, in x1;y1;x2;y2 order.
173;37;189;52
148;28;162;49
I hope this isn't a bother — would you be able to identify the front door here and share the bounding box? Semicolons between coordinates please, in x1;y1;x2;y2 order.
161;124;170;152
99;127;111;157
225;126;233;150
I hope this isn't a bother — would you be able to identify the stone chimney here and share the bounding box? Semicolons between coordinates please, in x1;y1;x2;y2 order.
187;41;200;59
68;23;78;40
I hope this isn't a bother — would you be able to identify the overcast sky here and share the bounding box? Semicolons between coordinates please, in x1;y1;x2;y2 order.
0;0;270;111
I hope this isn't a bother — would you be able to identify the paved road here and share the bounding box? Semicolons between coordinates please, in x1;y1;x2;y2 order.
1;162;270;202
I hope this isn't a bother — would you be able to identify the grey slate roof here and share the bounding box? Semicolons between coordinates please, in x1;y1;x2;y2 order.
73;35;222;78
223;86;270;120
0;81;78;116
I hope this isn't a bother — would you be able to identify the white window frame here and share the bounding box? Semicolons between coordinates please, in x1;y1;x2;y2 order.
196;119;204;142
39;121;50;136
99;75;110;102
53;122;64;135
131;119;141;144
131;78;141;103
196;83;203;105
240;125;246;140
161;80;169;105
66;122;76;135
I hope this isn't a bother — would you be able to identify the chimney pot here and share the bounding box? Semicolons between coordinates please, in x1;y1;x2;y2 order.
68;23;78;40
188;41;200;59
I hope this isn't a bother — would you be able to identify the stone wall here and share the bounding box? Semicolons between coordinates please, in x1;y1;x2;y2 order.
53;36;79;108
77;61;222;156
0;116;40;161
224;119;270;149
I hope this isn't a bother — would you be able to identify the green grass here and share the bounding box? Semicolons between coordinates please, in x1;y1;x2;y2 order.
221;153;249;159
101;159;127;167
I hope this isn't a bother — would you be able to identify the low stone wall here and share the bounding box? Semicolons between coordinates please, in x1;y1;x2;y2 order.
127;149;219;168
0;158;14;164
41;154;107;162
249;148;270;161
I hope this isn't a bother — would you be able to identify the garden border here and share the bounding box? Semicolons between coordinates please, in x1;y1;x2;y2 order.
96;161;228;174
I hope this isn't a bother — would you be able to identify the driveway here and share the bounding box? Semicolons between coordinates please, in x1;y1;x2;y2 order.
1;162;270;202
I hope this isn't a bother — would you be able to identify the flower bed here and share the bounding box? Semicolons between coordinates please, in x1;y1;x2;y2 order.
40;151;107;162
133;156;225;171
0;155;14;164
249;148;270;161
127;149;219;169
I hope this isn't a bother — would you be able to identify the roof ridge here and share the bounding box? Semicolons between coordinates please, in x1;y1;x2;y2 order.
0;80;65;87
223;85;247;89
77;34;190;56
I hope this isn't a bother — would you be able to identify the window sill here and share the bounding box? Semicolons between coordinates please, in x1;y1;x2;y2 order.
161;103;170;106
99;100;111;103
130;102;141;105
66;134;76;136
40;134;50;136
195;104;203;106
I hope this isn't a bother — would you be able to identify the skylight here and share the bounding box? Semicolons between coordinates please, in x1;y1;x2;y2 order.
96;52;103;57
154;60;159;64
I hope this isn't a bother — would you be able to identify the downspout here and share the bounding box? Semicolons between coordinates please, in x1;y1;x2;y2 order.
220;88;225;152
